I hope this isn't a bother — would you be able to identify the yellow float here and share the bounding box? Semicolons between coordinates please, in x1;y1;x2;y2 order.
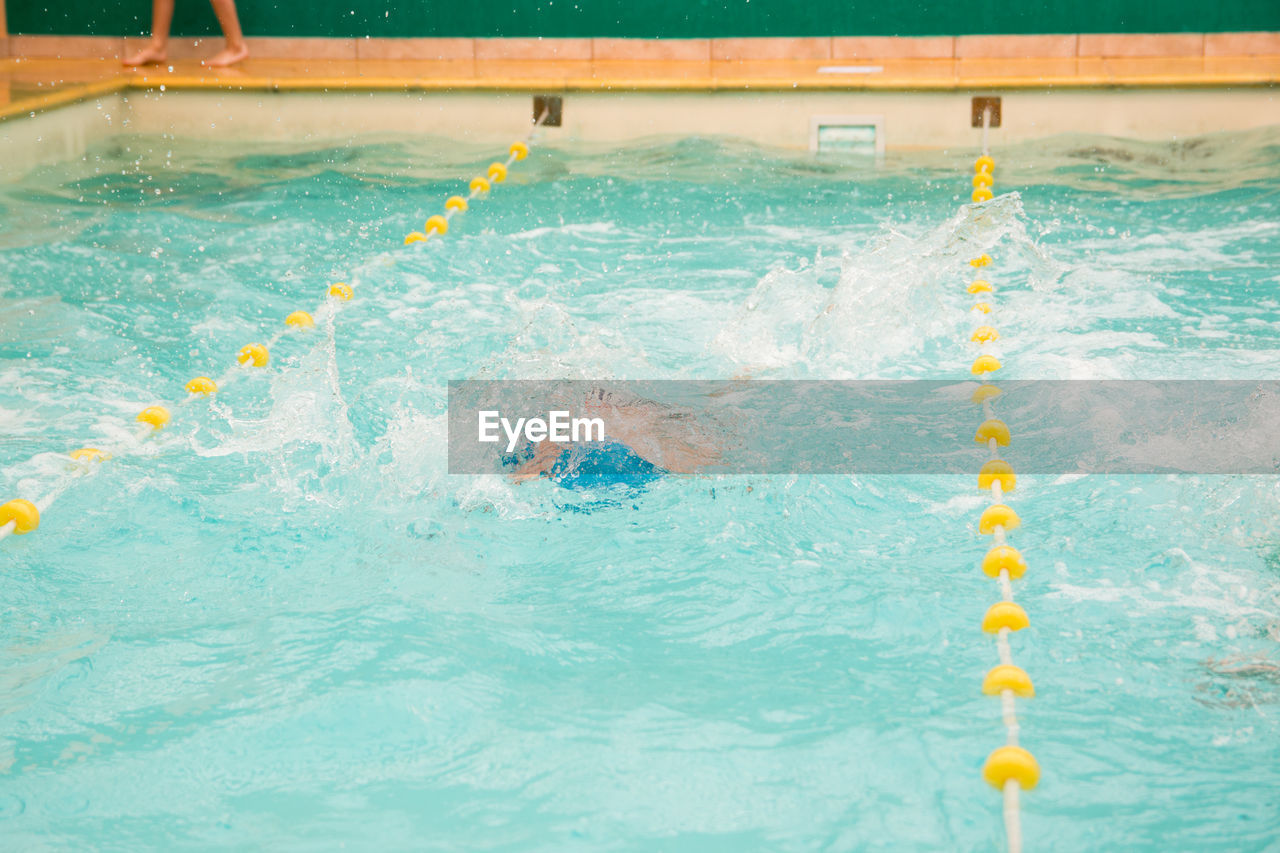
982;746;1040;790
974;418;1011;446
137;405;171;429
237;343;269;366
970;384;1002;404
185;376;217;395
981;601;1029;633
982;663;1035;697
979;503;1021;534
982;545;1027;579
971;354;1002;374
0;498;39;534
978;459;1016;491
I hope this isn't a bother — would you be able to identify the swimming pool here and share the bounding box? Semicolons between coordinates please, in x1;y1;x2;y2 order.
2;128;1279;848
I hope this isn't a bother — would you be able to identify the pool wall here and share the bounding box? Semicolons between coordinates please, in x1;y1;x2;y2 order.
75;88;1280;145
5;85;1278;181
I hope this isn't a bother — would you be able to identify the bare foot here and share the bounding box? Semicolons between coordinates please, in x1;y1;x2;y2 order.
203;42;249;67
123;44;167;67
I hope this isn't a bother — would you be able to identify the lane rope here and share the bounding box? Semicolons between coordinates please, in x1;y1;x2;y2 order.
3;113;549;548
967;105;1039;853
0;286;350;545
403;109;547;245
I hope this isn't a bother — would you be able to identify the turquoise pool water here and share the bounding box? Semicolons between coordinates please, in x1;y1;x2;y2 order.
2;129;1280;849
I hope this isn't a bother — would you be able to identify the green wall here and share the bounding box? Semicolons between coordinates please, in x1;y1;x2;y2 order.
11;0;1280;39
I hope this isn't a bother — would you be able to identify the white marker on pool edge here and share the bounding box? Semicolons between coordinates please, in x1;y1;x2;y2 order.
817;65;884;74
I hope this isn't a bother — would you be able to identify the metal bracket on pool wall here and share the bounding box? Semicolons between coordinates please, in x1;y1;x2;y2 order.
972;97;1002;128
534;96;563;127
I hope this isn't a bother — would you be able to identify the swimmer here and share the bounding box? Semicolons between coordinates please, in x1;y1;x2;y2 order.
509;388;721;489
511;437;665;490
123;0;250;68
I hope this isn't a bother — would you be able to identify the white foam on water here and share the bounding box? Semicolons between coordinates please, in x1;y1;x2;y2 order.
711;192;1042;378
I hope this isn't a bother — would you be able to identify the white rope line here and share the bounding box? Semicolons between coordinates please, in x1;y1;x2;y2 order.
1004;780;1023;853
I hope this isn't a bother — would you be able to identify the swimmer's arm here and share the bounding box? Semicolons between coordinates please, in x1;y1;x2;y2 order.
631;439;722;474
607;415;723;475
511;440;562;483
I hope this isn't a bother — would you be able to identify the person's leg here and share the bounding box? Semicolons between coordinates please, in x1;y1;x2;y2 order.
203;0;250;66
122;0;175;66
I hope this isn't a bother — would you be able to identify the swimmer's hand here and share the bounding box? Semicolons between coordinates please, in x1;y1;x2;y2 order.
511;440;562;483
